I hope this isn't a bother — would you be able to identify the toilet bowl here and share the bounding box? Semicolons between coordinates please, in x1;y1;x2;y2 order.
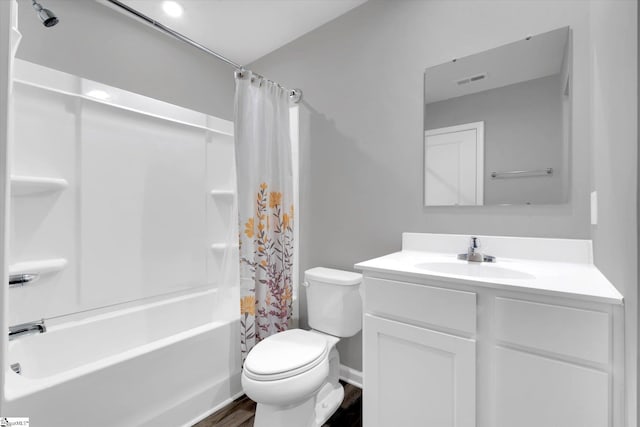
241;267;362;427
242;329;342;426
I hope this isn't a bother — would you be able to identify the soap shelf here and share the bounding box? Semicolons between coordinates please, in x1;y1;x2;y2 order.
209;190;235;198
9;258;68;276
11;175;68;196
210;243;239;251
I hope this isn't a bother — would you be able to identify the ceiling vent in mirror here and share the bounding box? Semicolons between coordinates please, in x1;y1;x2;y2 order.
456;73;488;86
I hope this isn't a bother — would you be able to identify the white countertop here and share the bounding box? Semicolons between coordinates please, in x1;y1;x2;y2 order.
355;249;623;305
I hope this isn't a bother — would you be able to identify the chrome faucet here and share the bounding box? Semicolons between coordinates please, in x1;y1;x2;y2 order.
9;273;39;288
9;319;46;341
457;236;496;263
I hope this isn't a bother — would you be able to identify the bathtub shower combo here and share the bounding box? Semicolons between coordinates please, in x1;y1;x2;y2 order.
0;0;309;424
3;58;244;426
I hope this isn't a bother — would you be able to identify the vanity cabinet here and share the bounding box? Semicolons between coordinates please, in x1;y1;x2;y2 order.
364;314;475;427
363;277;477;427
492;297;611;427
361;275;623;427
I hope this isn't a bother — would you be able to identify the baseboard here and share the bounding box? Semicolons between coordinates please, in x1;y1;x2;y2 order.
182;389;245;427
339;364;363;389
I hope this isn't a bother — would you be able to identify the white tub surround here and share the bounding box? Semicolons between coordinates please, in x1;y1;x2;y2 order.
5;59;241;427
4;290;242;427
9;58;237;325
356;233;624;427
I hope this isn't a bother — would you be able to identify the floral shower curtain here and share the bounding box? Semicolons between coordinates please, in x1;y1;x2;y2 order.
234;71;294;361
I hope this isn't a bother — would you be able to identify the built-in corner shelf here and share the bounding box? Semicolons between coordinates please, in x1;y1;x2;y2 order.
11;175;68;196
210;243;239;252
209;189;235;198
9;258;68;276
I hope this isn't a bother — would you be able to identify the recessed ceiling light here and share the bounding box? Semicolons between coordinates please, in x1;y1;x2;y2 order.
162;1;183;18
86;89;111;100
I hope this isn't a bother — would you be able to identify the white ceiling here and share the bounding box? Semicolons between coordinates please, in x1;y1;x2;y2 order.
118;0;367;65
425;26;569;104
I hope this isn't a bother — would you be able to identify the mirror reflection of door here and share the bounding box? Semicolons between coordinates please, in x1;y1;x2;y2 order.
423;26;570;206
424;121;484;206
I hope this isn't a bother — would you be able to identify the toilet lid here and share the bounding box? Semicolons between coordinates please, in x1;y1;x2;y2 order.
244;329;328;381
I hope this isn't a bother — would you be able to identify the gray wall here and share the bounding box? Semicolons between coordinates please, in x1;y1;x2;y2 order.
425;74;564;205
589;1;638;424
15;0;234;120
252;0;593;371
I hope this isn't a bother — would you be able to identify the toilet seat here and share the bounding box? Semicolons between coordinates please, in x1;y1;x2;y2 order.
244;329;329;381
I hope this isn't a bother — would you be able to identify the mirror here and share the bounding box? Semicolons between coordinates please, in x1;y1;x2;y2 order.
424;27;570;206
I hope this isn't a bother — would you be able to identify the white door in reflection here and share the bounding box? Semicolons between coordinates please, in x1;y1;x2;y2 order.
424;121;484;206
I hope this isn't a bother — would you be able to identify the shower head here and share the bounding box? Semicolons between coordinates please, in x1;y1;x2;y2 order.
32;0;59;27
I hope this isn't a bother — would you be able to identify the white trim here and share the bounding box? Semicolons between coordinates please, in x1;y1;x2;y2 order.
290;106;300;326
425;121;484;138
424;121;484;205
0;0;17;407
474;123;484;204
340;364;363;389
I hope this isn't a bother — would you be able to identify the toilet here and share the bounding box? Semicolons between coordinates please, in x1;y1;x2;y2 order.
241;267;363;427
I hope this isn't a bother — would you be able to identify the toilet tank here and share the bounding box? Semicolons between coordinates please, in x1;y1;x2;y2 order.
304;267;362;337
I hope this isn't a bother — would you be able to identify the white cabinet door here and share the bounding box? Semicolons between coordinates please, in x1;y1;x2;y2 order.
493;297;612;427
364;314;475;427
494;346;609;427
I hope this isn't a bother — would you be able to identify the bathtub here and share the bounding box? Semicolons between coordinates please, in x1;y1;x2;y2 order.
3;288;242;427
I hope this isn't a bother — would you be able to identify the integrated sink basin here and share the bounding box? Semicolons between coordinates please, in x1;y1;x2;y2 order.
415;261;536;280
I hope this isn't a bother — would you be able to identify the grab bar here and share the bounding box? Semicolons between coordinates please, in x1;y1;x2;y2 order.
491;168;553;179
9;273;39;288
9;319;46;341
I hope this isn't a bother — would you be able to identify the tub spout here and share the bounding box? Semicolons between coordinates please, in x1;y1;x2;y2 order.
9;319;46;341
9;273;39;287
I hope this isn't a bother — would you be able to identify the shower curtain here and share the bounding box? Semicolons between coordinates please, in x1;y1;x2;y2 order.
234;71;294;361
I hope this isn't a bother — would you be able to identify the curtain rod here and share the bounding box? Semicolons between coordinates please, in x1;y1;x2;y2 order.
105;0;302;103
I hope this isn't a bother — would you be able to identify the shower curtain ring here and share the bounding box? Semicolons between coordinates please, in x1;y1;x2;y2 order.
234;68;248;79
289;89;302;104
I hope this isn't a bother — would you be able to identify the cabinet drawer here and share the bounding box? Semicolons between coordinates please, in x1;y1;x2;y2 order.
495;297;610;364
364;277;476;334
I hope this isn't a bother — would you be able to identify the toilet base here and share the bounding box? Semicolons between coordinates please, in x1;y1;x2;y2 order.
254;397;316;427
313;381;344;426
251;343;343;427
253;381;344;427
